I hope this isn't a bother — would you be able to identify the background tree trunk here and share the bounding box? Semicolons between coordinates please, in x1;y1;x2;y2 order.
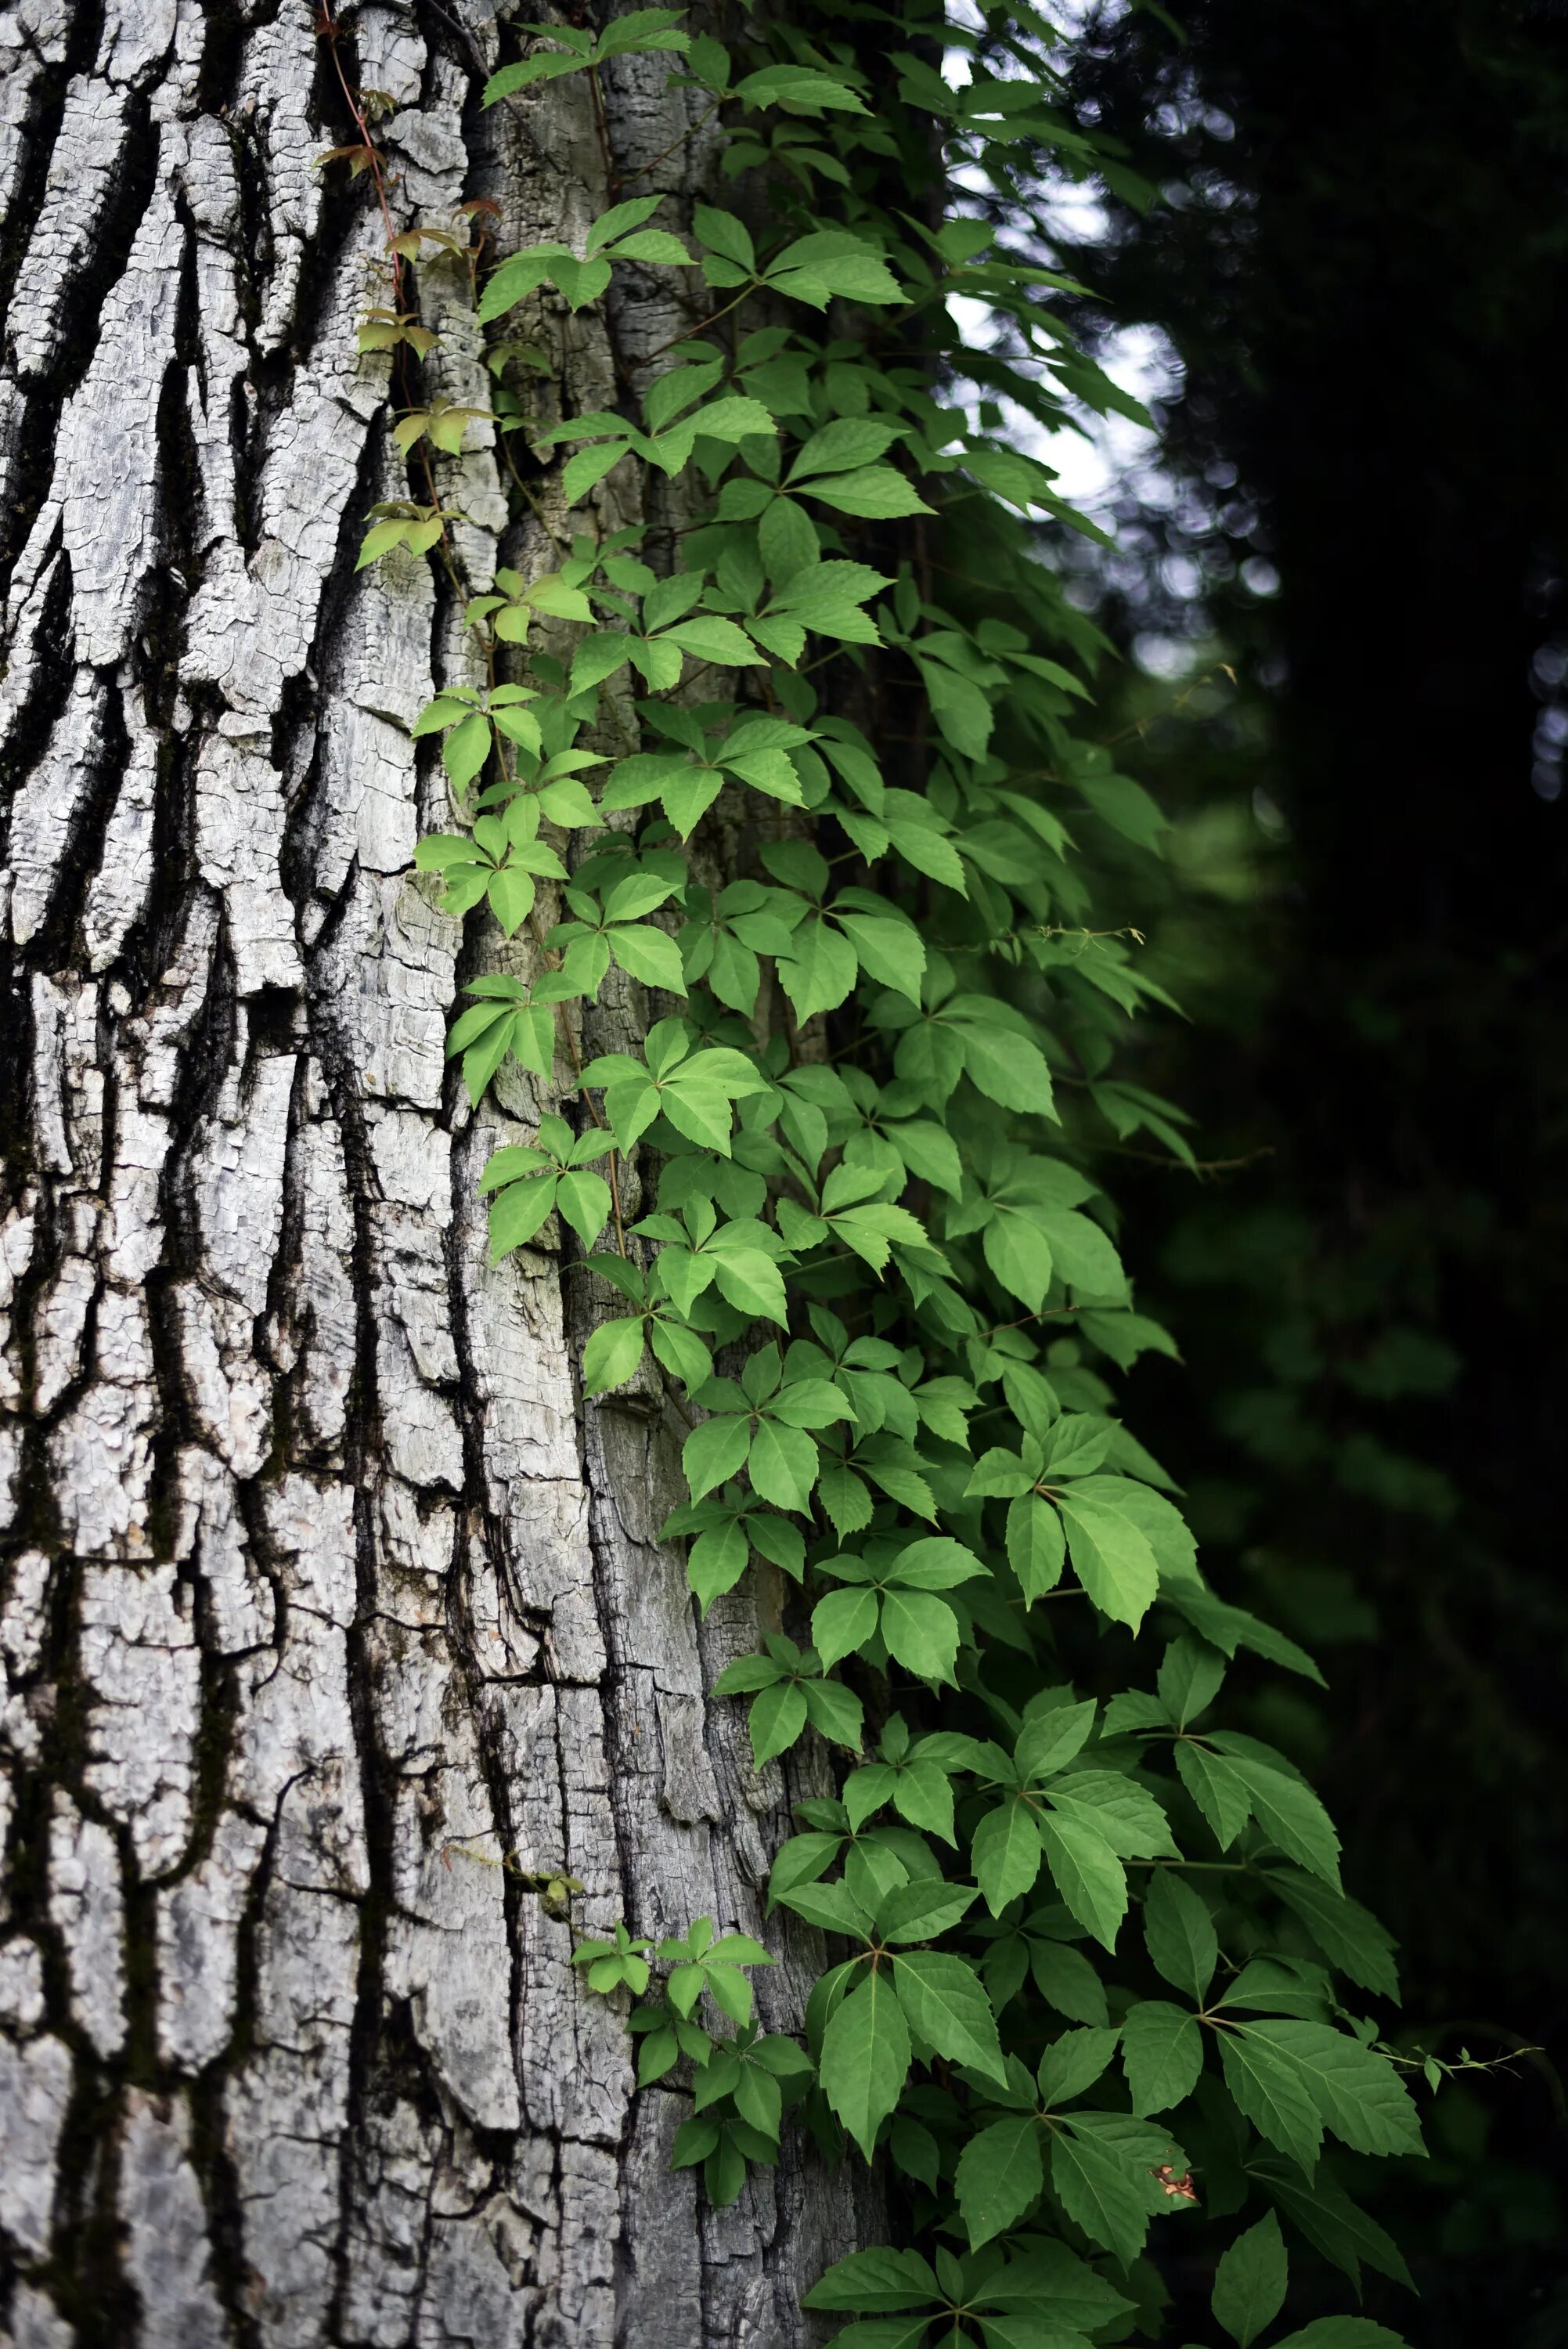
0;5;870;2342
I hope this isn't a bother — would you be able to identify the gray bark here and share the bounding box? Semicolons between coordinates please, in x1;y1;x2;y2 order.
0;5;870;2343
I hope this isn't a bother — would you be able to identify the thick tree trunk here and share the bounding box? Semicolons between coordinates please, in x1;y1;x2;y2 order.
0;5;867;2343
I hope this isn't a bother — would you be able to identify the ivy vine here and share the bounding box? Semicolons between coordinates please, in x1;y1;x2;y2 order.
328;3;1465;2340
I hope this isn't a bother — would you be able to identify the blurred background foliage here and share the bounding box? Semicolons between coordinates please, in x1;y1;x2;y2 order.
1024;0;1568;2336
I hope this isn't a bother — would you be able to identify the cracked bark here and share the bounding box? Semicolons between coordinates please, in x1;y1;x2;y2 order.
0;5;875;2342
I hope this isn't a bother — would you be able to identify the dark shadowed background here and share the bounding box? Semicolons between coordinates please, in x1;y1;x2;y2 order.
1038;2;1568;2337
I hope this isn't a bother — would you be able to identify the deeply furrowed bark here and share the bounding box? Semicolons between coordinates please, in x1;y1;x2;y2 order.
0;5;871;2342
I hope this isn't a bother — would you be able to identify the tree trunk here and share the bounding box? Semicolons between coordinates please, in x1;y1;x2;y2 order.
0;5;868;2343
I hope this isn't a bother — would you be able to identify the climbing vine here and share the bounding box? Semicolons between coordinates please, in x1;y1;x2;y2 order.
333;2;1454;2340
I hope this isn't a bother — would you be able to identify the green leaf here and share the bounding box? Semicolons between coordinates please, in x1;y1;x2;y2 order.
1037;1814;1126;1952
484;50;589;103
1105;1478;1196;1580
1047;1771;1175;1859
778;917;859;1020
1175;1741;1254;1849
885;1535;986;1589
1209;1745;1343;1889
812;1584;881;1670
669;2113;719;2169
802;2247;941;2314
687;1520;751;1613
978;2311;1095;2349
608;922;687;992
790;417;907;480
759;495;823;588
734;63;869;113
1006;1496;1066;1602
487;866;538;936
596;8;690;60
986;2239;1135;2333
955;2116;1044;2250
802;1676;865;1752
607;227;691;266
582;1315;645;1395
1048;2126;1152;2268
959;1023;1056;1114
1037;2024;1120;2105
666;613;761;666
769;236;907;307
778;1878;873;1939
1262;1868;1400;2001
1056;1488;1159;1629
802;464;932;518
1239;2022;1424;2159
732;2058;784;2138
748;1417;819;1512
648;1315;712;1392
1252;2160;1414;2295
711;1647;784;1698
874;1879;976;1945
1015;1699;1097;1782
1217;2026;1325;2173
554;1169;610;1246
889;2113;940;2191
879;1588;962;1683
710;1247;788;1324
820;1972;911;2159
1213;2210;1288;2349
1166;1588;1326;1683
1121;2000;1204;2116
683;1413;752;1499
636;2024;679;2084
750;1679;809;1768
584;194;662;253
1143;1869;1218;2004
889;1757;955;1842
983;1218;1053;1312
443;710;492;789
693;202;756;272
835;912;925;1002
487;1172;557;1258
1029;1939;1110;2026
972;1801;1044;1917
1158;1636;1226;1728
562;440;629;505
661;1077;741;1153
891;1951;1006;2084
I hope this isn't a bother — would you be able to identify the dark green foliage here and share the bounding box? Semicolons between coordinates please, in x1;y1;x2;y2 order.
338;2;1524;2338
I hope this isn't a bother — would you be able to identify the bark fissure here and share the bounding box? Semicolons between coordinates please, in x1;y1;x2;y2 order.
1;7;866;2344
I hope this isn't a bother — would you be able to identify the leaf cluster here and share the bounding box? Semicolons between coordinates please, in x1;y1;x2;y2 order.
348;5;1436;2337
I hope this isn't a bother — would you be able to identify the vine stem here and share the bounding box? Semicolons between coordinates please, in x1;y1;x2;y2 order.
417;439;464;594
316;0;469;568
521;904;629;1259
616;100;723;193
972;1306;1081;1338
481;730;629;1260
587;63;619;193
1099;1142;1275;1176
641;288;752;363
499;432;573;550
1129;1858;1258;1873
316;2;402;290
